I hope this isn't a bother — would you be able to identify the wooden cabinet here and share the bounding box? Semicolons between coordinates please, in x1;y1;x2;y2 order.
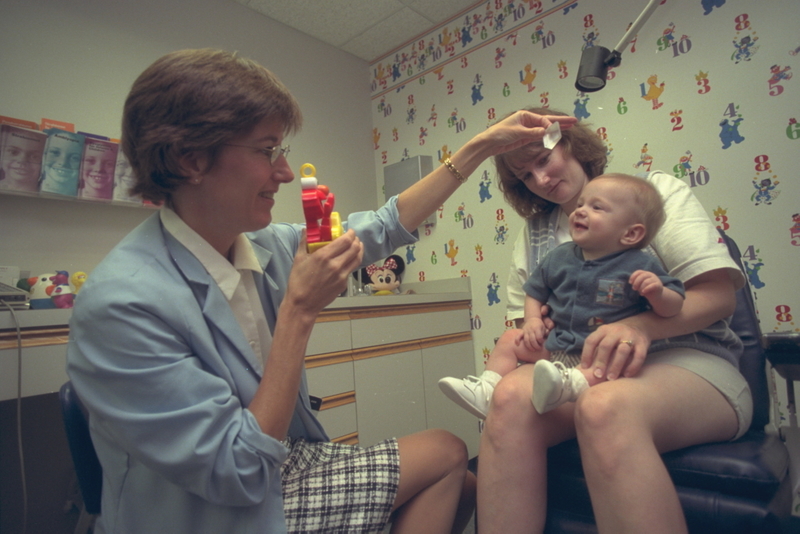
0;281;480;457
306;290;480;457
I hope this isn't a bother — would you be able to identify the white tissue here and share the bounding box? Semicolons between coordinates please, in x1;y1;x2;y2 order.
543;121;562;150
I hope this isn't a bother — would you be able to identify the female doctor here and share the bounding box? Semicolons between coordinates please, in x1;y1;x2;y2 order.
66;48;576;533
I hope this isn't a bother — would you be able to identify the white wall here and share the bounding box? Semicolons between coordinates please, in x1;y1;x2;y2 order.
0;0;375;278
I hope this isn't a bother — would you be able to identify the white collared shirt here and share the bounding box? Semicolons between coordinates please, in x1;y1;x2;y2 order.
160;207;272;374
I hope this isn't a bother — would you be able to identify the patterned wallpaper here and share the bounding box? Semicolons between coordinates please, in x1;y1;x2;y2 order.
369;0;798;427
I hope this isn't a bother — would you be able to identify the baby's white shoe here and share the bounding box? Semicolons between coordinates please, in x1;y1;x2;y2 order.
438;374;497;419
532;360;589;414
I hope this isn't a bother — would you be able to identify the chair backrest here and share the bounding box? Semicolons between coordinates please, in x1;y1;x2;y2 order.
59;381;102;515
719;230;769;431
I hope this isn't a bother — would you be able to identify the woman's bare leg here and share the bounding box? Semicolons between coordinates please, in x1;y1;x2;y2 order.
391;429;474;534
575;363;739;534
476;364;577;533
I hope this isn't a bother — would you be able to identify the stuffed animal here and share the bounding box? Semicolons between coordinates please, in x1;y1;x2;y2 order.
356;255;406;295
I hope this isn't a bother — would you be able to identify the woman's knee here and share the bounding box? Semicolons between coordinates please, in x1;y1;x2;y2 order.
490;370;532;416
482;370;541;447
574;384;636;439
417;428;469;471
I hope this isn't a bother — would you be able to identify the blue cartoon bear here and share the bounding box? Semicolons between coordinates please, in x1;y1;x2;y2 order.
471;82;484;105
574;96;591;121
479;175;492;203
719;117;745;149
743;260;765;289
702;0;726;15
405;244;416;264
487;282;501;306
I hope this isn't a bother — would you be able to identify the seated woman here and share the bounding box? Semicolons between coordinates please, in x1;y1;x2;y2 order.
474;108;753;533
66;50;575;534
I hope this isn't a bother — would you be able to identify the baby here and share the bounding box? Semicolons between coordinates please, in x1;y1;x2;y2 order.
440;173;685;417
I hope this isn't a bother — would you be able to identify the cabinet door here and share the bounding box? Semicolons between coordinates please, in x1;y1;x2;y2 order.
316;403;357;442
354;349;427;447
306;361;357;441
0;344;68;401
422;340;481;457
306;320;351;356
306;361;354;399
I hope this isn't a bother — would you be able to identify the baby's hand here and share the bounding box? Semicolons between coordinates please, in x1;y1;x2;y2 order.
629;270;664;300
520;317;547;351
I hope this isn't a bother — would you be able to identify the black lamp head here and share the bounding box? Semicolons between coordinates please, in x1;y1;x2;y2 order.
574;0;661;92
574;46;622;92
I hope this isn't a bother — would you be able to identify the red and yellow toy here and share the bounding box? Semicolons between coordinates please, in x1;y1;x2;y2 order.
300;163;343;252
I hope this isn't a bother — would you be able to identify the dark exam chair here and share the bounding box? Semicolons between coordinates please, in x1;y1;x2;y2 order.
59;381;102;534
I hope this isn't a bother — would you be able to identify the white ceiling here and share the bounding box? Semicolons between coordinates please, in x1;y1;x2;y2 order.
235;0;481;62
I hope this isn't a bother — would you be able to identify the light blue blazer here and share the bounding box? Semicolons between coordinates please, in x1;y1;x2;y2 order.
67;198;417;533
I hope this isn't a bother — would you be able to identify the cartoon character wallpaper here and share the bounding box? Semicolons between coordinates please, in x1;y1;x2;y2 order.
368;0;797;394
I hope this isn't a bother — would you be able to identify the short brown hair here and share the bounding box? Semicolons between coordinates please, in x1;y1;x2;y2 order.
594;173;665;249
494;108;607;219
122;49;302;203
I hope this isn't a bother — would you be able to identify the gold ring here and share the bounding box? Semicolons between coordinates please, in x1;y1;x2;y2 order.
620;340;634;347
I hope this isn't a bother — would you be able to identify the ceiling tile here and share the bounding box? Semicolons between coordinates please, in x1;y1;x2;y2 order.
402;0;481;24
340;8;433;61
240;0;405;46
235;0;485;62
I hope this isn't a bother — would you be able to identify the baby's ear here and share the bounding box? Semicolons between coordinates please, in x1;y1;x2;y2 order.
620;223;646;247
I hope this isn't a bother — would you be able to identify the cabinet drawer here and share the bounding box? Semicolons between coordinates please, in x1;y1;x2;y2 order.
350;308;470;349
316;402;357;442
307;320;352;356
306;361;354;398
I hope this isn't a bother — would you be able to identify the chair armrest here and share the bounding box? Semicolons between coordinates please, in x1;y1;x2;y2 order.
764;332;800;381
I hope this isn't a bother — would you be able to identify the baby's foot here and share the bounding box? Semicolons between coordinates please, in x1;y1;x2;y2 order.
438;375;494;419
532;360;588;414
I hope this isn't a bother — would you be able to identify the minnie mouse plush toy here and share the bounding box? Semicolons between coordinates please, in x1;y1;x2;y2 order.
357;255;405;295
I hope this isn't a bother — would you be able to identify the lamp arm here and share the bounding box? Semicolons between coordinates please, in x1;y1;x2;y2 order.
610;0;661;59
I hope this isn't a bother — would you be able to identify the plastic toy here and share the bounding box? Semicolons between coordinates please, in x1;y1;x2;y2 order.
71;271;87;293
50;270;75;308
51;284;75;308
300;163;343;252
356;255;406;295
27;272;57;309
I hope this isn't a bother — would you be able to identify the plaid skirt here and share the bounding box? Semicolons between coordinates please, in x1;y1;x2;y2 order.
281;437;400;533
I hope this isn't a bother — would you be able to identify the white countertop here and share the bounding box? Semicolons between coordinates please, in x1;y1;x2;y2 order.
0;278;472;330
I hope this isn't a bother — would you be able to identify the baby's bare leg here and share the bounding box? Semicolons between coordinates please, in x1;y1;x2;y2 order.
486;329;550;376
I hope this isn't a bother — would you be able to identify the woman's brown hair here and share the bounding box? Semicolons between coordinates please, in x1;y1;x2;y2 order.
494;107;607;219
122;49;302;203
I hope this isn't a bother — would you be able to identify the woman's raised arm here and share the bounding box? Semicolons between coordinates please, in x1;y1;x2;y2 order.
396;111;577;232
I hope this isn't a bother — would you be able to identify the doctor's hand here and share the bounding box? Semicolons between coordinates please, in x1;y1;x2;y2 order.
286;230;364;316
476;110;579;157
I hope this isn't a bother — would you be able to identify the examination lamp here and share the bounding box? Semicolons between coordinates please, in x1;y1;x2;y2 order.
575;0;661;92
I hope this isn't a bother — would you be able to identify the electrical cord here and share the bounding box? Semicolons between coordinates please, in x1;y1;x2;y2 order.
1;298;27;534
